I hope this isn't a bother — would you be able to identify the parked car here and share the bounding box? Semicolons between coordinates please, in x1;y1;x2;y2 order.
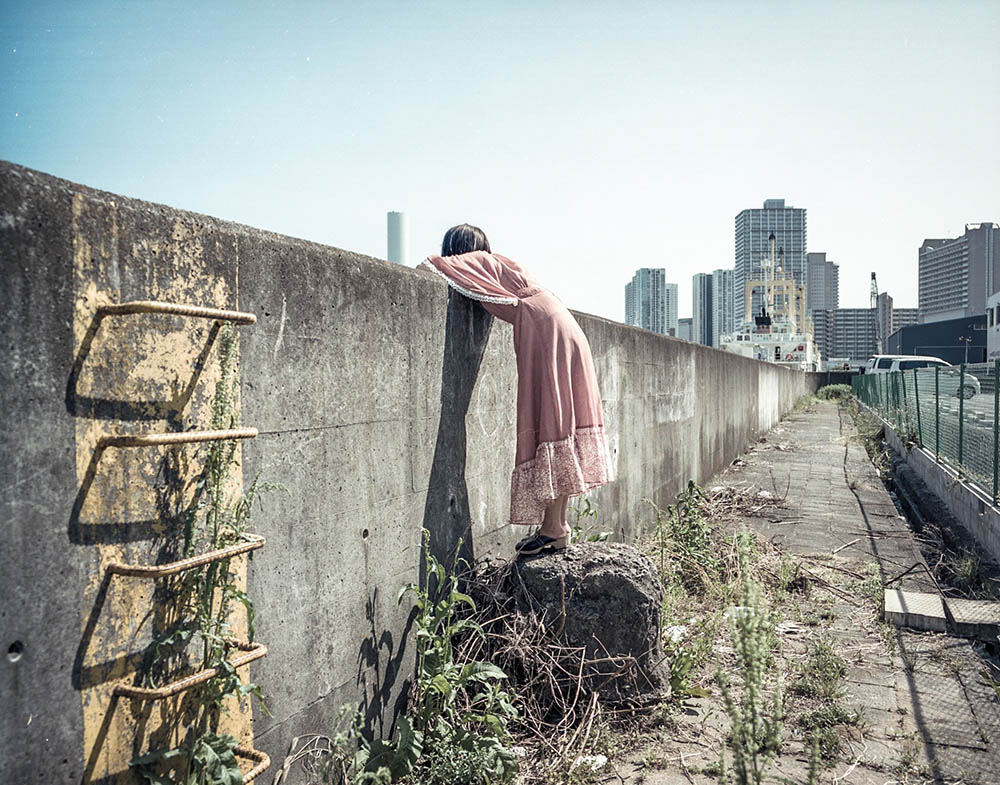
864;354;980;398
863;354;914;374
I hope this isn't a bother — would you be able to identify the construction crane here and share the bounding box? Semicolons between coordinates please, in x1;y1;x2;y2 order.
870;272;882;354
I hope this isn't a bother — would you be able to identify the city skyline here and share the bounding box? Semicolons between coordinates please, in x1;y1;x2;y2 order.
2;2;997;322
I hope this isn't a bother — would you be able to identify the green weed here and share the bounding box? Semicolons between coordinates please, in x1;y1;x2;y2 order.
790;637;847;701
798;704;861;762
794;394;820;413
717;528;784;785
397;534;519;784
816;384;852;402
569;497;611;544
946;549;983;594
648;481;719;595
309;535;519;785
132;325;269;785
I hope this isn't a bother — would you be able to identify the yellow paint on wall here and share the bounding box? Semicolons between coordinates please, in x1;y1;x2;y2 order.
72;194;257;784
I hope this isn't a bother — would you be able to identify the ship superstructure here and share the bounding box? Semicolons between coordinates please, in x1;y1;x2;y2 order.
720;232;820;370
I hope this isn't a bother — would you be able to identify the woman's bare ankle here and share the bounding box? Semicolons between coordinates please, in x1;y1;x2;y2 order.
538;522;570;540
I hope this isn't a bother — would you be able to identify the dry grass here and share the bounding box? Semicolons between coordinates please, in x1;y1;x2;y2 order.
454;558;659;783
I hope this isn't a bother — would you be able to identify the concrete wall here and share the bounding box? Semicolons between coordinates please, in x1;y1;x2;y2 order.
884;426;1000;563
0;161;810;784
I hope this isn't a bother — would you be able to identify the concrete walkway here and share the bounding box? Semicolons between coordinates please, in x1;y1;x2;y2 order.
748;401;1000;784
620;401;999;785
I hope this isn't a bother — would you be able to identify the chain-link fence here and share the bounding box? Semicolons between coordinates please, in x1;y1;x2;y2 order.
853;362;1000;503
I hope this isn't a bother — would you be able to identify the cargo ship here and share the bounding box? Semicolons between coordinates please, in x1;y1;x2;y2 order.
720;232;820;371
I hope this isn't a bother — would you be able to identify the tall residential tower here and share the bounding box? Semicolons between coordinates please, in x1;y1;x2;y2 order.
806;252;839;314
918;222;1000;323
692;273;713;346
625;268;677;335
711;268;735;347
734;199;807;321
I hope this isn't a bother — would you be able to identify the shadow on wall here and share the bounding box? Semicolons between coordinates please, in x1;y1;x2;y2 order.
64;309;230;784
356;588;416;740
66;312;220;546
421;292;494;572
353;292;494;739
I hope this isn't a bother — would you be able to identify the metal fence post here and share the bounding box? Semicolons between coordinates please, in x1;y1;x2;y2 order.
914;368;922;444
993;359;998;505
935;366;940;460
958;363;966;465
893;373;906;430
901;371;909;432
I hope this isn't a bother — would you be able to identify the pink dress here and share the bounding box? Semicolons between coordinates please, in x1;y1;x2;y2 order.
423;251;614;525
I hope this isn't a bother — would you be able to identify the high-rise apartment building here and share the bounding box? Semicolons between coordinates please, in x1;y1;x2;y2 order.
919;223;1000;323
664;282;679;336
875;292;919;349
806;252;839;314
876;292;894;352
894;309;919;331
813;305;919;363
677;318;693;342
812;309;874;363
625;268;677;335
692;273;713;347
734;199;807;320
710;268;735;347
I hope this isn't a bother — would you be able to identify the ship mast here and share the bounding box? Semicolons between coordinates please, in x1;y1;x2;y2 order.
766;232;775;316
870;272;881;354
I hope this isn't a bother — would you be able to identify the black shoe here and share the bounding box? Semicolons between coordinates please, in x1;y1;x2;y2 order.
516;529;539;548
515;533;569;557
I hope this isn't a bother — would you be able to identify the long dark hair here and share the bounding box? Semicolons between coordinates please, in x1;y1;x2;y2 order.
441;223;491;256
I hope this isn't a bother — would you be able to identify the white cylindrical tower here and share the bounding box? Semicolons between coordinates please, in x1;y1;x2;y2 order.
387;211;409;265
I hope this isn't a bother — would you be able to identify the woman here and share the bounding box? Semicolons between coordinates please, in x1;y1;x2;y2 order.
420;224;614;556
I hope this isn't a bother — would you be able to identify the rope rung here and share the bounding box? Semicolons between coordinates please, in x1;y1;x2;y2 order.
107;534;265;577
113;640;267;701
98;427;257;449
98;300;256;324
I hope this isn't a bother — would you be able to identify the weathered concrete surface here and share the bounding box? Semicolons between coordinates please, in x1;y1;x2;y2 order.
885;589;1000;640
722;403;1000;783
617;402;999;784
514;543;667;698
0;160;810;782
884;424;1000;563
2;163;253;785
1;156;84;785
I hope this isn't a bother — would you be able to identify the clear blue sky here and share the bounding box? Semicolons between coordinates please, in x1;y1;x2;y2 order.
3;1;998;321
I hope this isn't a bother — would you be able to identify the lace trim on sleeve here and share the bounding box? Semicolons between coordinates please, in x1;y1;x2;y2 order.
422;258;519;307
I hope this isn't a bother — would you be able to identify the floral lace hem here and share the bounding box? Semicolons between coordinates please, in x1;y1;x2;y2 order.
509;425;614;525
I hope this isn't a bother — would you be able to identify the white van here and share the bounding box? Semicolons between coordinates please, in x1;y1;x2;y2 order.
864;354;979;398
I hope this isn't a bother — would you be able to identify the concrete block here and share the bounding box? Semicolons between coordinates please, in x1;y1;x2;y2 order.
884;590;948;633
885;590;1000;640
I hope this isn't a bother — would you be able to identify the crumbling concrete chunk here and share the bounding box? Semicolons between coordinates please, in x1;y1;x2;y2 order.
513;542;668;699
